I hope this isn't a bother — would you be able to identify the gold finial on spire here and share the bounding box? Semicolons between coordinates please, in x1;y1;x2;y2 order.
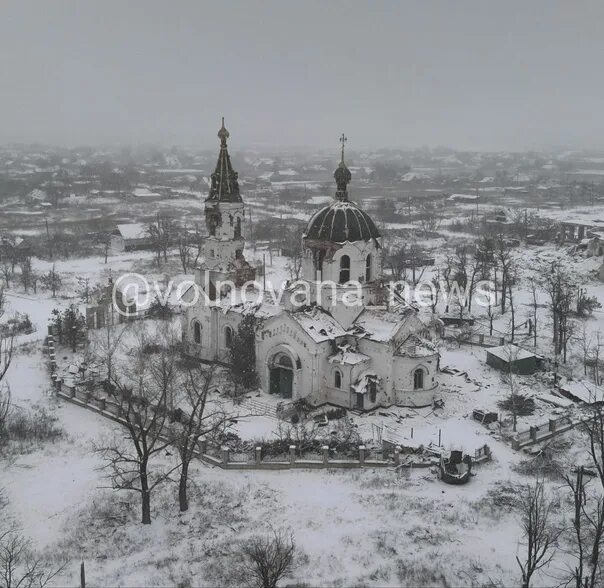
218;116;229;146
339;133;347;163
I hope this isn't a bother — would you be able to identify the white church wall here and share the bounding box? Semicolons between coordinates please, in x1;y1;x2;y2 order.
255;314;332;402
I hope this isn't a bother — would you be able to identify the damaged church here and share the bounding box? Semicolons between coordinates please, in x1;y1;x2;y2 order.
182;121;440;410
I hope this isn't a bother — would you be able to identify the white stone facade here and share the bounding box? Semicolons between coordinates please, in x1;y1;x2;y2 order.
182;127;440;410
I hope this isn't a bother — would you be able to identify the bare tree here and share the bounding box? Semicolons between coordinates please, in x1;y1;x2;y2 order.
528;277;539;348
40;265;61;298
0;262;13;290
94;328;179;524
91;321;128;384
386;243;409;281
178;231;191;274
0;334;13;389
170;362;236;512
584;405;604;490
562;467;604;588
282;229;303;282
495;235;514;315
241;528;296;588
439;254;455;313
417;201;442;236
19;259;33;294
0;527;65;588
516;478;558;588
538;260;576;360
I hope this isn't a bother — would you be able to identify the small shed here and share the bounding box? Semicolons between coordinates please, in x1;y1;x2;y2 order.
486;345;539;375
111;223;152;252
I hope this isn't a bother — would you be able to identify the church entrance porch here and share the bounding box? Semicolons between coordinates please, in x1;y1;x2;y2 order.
269;353;294;399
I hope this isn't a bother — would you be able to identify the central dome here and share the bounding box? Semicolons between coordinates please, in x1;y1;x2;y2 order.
303;200;381;243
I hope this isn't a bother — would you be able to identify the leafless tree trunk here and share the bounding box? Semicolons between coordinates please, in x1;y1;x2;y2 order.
171;362;234;511
94;327;179;524
563;467;604;588
528;278;539;348
516;478;558;588
0;528;66;588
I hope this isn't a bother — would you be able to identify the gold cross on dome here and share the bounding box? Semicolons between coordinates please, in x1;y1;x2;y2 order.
340;133;347;162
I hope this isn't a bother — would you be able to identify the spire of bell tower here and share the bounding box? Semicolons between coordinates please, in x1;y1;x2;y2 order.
334;133;352;202
207;117;242;203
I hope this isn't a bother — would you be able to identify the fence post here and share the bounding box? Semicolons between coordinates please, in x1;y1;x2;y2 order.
322;445;329;465
359;445;366;465
289;445;296;464
255;446;262;465
394;446;401;466
548;419;557;432
221;446;229;465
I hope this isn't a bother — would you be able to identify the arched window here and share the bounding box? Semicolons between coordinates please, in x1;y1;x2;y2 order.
413;368;424;390
275;353;293;369
224;326;233;348
339;255;350;284
193;321;202;344
334;369;342;389
234;217;242;239
365;253;372;282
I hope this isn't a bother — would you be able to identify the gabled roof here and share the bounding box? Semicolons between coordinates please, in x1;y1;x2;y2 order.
486;344;537;362
395;334;437;358
352;306;414;343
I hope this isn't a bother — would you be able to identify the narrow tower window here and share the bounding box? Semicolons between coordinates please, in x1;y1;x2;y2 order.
225;326;233;348
334;370;342;389
413;368;424;390
193;321;202;344
365;253;372;282
339;255;350;284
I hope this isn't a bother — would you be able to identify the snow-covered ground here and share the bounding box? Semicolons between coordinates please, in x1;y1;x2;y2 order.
3;204;604;585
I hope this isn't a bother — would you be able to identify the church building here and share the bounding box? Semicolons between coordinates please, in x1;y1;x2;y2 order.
182;121;440;410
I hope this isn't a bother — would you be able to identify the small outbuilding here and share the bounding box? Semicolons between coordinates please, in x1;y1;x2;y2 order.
111;223;152;252
486;344;539;375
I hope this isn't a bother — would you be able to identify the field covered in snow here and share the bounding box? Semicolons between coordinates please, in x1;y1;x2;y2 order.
2;202;604;586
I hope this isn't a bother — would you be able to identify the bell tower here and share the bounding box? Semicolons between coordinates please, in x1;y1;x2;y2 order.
197;119;255;298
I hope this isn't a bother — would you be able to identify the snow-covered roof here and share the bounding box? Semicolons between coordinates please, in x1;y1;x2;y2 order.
558;380;604;404
132;187;161;197
289;306;347;343
486;345;537;362
396;334;437;358
401;172;431;182
116;223;148;240
353;307;411;342
227;300;283;319
448;193;479;201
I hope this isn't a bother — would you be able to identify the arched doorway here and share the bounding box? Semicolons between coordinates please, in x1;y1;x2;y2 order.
269;352;294;399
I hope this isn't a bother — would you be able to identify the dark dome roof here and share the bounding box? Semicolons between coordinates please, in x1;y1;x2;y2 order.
303;200;381;244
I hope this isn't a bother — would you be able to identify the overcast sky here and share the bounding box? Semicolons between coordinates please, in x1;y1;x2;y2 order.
1;0;603;151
